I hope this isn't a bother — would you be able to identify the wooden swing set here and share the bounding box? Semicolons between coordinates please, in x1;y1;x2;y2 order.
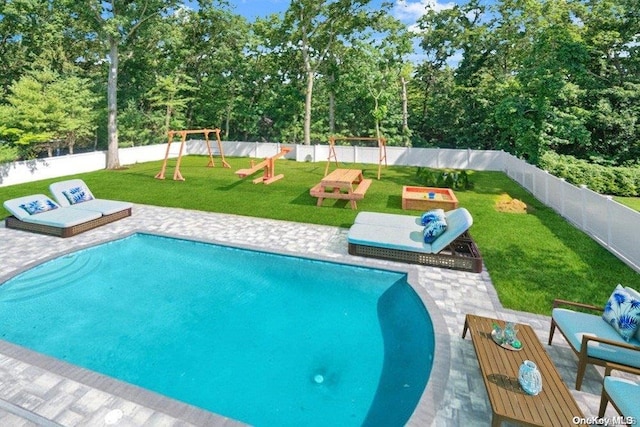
325;135;387;179
155;128;230;181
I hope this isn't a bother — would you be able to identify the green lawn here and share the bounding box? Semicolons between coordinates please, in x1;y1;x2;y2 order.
1;155;638;315
615;196;640;212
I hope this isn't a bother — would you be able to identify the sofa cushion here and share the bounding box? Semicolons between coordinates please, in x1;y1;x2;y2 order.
552;308;640;368
604;376;640;420
603;285;640;342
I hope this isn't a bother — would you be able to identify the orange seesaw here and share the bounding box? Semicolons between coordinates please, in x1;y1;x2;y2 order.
235;147;291;184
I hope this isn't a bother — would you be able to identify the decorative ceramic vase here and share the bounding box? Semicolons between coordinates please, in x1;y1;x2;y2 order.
519;360;543;396
504;322;518;344
492;323;504;343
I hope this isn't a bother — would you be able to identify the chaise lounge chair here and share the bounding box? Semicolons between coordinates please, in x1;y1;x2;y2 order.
347;208;483;272
3;194;111;237
49;179;132;217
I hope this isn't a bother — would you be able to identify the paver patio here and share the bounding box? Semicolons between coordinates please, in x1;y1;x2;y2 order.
0;205;622;426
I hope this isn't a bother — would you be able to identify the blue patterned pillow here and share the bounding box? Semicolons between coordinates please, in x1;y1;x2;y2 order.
602;284;640;342
423;218;447;243
62;186;93;205
420;209;446;226
19;198;58;215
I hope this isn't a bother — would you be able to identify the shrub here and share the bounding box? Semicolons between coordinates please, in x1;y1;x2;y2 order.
539;152;639;196
415;167;474;190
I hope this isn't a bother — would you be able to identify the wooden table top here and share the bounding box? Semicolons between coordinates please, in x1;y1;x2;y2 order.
321;169;363;187
463;314;584;426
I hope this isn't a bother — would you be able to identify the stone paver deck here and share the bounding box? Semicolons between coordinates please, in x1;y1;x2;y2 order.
0;205;622;426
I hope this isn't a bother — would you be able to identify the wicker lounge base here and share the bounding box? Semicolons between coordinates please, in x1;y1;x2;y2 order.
4;208;132;238
348;232;483;273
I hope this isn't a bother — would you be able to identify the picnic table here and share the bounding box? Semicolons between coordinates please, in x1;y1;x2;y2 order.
310;168;372;210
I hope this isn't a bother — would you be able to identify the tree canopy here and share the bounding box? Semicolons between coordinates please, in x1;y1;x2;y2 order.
0;0;638;168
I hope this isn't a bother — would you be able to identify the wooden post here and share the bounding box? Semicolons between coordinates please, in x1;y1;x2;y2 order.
325;135;387;179
154;131;176;180
324;136;339;176
173;131;187;181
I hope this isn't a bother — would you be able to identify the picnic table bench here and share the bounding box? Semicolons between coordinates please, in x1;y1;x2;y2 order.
310;168;372;210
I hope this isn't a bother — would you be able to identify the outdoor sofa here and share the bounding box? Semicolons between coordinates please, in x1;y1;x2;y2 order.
548;285;640;390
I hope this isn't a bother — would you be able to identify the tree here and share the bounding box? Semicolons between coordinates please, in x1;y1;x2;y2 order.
281;0;381;145
578;0;640;165
0;68;97;157
64;0;182;169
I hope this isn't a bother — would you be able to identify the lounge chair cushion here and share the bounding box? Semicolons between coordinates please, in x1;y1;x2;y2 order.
431;208;473;254
3;194;103;228
348;208;474;255
49;179;132;214
420;209;445;226
602;285;640;342
354;211;421;228
348;223;433;253
604;376;640;419
67;199;133;216
19;206;102;228
49;179;94;207
552;308;640;368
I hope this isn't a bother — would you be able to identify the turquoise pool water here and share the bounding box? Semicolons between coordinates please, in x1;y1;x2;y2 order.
0;233;434;426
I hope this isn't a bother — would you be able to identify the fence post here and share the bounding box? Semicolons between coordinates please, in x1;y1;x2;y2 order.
580;185;588;231
560;178;566;217
544;170;550;205
605;195;613;248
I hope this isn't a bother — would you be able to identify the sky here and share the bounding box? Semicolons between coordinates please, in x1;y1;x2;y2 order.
228;0;459;27
225;0;463;64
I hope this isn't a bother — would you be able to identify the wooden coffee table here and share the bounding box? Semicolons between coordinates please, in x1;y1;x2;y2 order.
462;314;584;426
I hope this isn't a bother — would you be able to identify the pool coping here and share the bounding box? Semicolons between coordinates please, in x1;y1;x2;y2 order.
0;225;450;426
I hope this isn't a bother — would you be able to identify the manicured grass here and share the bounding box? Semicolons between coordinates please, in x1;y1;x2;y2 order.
1;156;638;315
615;196;640;212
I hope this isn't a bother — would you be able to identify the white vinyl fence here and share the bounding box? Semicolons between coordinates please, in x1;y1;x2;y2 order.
502;155;640;273
1;141;638;272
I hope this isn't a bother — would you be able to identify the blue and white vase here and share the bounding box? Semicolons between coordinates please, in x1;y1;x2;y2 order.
518;360;542;396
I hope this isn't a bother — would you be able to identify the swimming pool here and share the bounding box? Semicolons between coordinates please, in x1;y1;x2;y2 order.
0;233;435;426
